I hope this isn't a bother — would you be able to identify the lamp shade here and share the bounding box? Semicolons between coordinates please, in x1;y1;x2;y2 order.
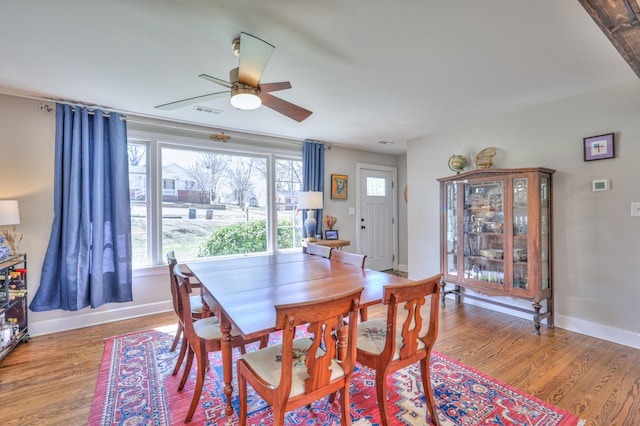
0;200;20;226
298;191;323;210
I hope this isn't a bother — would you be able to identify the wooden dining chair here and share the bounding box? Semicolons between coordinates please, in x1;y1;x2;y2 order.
329;250;366;268
236;287;364;425
167;251;205;376
173;265;268;422
305;243;332;258
355;274;443;426
330;250;368;320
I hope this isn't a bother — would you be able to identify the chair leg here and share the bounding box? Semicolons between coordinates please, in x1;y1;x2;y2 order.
272;408;285;426
179;346;194;391
172;336;188;376
185;346;208;422
375;372;391;426
238;364;248;426
259;334;268;348
339;387;352;426
359;307;368;322
420;357;440;426
170;322;183;352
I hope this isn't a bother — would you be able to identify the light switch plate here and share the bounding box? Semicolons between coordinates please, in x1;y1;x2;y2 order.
348;207;355;215
631;202;640;217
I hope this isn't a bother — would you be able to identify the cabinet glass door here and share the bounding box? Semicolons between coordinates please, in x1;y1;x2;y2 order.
540;176;550;289
445;182;458;276
513;177;528;290
463;180;504;285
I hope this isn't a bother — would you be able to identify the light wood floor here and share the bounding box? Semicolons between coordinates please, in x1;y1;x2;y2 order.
0;302;638;425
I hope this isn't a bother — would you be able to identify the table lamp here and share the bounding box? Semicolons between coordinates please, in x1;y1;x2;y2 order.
298;191;323;242
0;200;22;259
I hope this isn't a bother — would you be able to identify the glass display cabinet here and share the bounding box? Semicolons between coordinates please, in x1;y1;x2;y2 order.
438;167;554;334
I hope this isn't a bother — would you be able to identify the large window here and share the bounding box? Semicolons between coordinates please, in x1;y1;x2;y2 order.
275;158;304;250
128;143;149;266
128;136;303;267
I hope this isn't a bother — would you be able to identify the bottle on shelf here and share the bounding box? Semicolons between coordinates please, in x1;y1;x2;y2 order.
0;318;12;349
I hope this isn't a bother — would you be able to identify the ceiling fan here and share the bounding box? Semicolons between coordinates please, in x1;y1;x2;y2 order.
155;32;312;122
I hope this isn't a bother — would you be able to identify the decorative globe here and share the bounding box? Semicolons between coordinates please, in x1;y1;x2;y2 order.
448;154;468;174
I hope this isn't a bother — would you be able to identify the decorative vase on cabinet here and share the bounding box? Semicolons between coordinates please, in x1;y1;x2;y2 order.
438;167;554;334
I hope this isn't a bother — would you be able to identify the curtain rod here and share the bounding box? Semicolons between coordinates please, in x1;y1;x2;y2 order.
5;90;331;149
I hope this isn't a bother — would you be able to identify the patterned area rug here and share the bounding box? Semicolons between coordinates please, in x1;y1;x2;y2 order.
90;328;584;425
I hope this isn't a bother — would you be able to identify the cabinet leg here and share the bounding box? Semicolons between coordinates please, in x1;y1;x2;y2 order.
532;302;542;335
440;280;447;305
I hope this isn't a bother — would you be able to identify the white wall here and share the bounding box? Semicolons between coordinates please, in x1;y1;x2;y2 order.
397;154;408;271
407;81;640;349
0;94;406;336
323;145;402;254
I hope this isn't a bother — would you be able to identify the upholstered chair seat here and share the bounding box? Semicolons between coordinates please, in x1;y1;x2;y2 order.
240;337;346;398
357;318;425;359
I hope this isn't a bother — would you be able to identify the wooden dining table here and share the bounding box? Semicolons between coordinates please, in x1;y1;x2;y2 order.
186;251;411;421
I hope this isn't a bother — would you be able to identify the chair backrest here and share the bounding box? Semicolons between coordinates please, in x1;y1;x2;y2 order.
381;274;442;362
173;264;196;336
275;287;363;396
305;243;332;258
330;250;366;268
167;251;180;317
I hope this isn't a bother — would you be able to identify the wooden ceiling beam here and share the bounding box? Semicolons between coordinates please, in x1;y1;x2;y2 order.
578;0;640;79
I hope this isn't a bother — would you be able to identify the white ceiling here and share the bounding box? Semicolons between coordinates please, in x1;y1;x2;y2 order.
1;0;637;155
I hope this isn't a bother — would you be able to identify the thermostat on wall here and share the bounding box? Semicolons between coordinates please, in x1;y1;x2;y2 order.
592;179;609;191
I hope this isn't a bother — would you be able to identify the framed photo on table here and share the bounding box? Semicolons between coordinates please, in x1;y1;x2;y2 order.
324;230;339;240
331;174;348;199
583;133;614;161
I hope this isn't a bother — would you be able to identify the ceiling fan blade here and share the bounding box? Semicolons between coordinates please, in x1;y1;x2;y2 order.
199;74;233;88
261;92;312;122
155;91;228;110
238;32;275;87
259;81;292;93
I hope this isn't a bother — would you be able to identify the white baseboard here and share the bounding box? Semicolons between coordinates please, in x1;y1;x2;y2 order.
397;263;408;273
554;313;640;350
30;290;640;351
444;293;640;350
28;301;173;337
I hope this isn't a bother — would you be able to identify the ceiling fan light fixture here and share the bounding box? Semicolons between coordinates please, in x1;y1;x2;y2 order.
230;86;261;110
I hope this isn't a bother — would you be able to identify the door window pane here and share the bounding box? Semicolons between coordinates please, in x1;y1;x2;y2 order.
367;177;386;196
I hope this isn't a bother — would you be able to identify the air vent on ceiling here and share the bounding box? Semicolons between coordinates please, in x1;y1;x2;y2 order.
193;105;223;115
377;140;396;145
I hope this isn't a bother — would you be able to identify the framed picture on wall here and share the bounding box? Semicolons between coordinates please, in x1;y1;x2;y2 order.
583;133;614;161
331;174;348;199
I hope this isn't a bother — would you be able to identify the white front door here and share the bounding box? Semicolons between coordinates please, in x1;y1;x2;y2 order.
357;164;397;271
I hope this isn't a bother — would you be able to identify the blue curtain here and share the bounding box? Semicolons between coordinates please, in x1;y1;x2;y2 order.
30;104;133;311
302;140;325;238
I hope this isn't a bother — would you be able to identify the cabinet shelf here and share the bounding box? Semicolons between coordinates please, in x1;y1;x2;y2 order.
0;254;28;362
439;167;555;335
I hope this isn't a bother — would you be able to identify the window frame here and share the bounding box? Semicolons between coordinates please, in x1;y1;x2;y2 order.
128;127;303;268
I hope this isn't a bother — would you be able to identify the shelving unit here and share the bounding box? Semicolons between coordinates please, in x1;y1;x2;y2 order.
438;168;554;334
0;254;29;361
